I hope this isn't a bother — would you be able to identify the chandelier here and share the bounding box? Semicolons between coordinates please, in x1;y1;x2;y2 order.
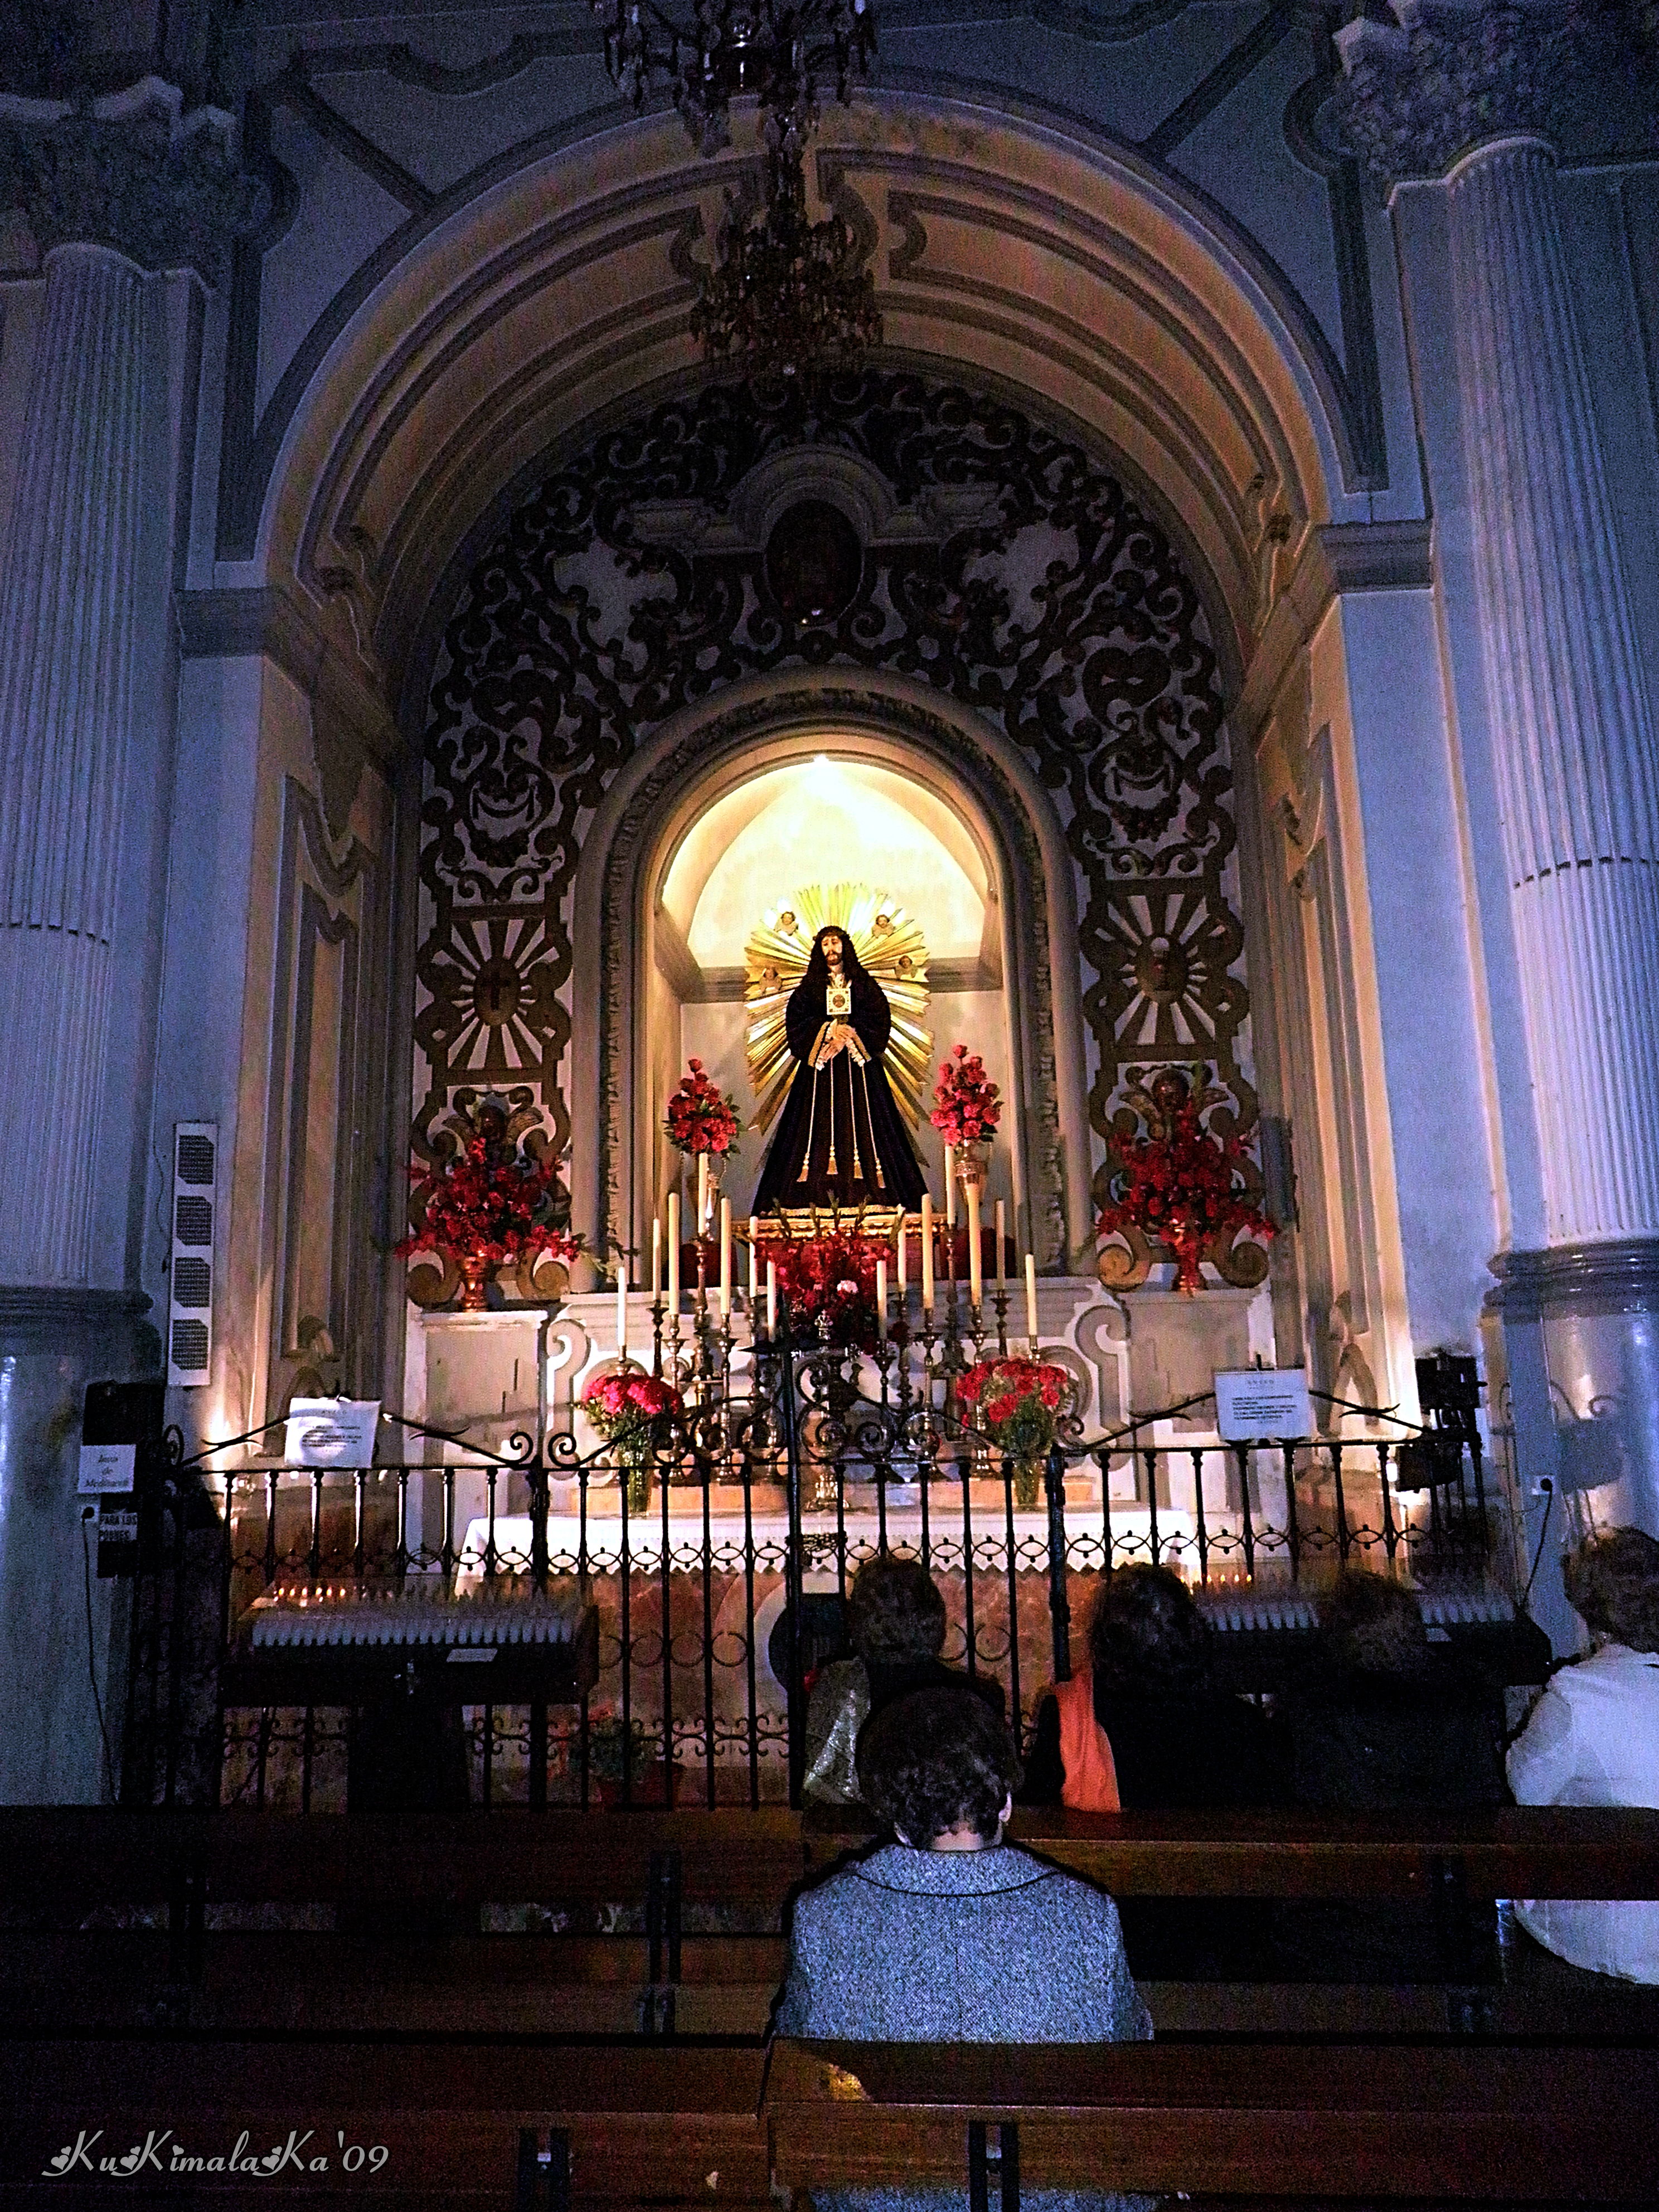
689;135;882;384
591;0;876;156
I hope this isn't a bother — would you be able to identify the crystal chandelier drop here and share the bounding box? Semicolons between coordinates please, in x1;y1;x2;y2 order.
591;0;876;157
689;131;882;384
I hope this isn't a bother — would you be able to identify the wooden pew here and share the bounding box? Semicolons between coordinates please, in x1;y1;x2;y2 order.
764;2037;1659;2204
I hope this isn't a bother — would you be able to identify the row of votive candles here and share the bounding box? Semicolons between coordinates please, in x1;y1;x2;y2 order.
614;1185;1041;1360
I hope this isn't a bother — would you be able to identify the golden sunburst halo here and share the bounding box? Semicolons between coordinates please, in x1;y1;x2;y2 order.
744;884;931;1133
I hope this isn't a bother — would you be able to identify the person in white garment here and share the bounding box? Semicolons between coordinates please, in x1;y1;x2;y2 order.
1508;1528;1659;1982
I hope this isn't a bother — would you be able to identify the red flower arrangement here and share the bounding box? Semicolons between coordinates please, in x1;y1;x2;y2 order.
665;1059;740;1157
930;1044;1002;1147
581;1370;685;1452
959;1357;1072;1502
768;1227;889;1350
1097;1099;1274;1294
395;1136;580;1274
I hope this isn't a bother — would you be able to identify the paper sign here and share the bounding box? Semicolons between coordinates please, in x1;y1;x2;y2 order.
1214;1369;1313;1442
77;1442;136;1495
283;1399;382;1468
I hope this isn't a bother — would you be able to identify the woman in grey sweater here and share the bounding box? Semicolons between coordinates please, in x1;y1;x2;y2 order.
773;1685;1152;2212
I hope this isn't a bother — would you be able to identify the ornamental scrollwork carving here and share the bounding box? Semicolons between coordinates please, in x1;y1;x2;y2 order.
420;371;1251;1241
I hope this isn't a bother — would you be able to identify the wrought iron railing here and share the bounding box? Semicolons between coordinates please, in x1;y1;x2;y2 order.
119;1325;1508;1813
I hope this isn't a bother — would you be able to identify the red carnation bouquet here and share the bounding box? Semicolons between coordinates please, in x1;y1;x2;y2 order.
665;1059;740;1157
396;1136;580;1271
959;1356;1072;1504
1097;1098;1273;1294
581;1370;685;1451
930;1044;1002;1147
769;1228;888;1350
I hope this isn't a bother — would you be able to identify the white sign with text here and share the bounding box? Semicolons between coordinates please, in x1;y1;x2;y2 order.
1214;1369;1313;1442
283;1399;382;1468
77;1443;136;1495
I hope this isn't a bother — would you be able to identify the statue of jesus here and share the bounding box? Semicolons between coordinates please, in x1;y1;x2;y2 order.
752;925;926;1212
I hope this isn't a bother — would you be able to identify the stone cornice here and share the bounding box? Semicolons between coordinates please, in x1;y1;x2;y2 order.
1325;0;1653;192
175;585;402;773
1236;520;1434;735
0;75;264;281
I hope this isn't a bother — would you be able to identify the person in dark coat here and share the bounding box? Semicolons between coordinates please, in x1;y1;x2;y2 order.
803;1554;1003;1806
752;924;925;1212
1021;1563;1280;1977
1277;1569;1507;1981
774;1685;1153;2212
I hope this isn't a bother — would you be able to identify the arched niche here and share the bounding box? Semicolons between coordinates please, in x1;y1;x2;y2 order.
570;673;1092;1265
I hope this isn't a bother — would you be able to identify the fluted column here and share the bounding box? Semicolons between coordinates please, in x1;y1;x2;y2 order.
0;243;148;1283
1447;135;1659;1245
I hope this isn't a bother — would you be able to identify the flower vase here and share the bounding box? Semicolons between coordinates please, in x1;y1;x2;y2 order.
954;1140;989;1195
621;1440;653;1517
1013;1458;1042;1511
457;1250;492;1311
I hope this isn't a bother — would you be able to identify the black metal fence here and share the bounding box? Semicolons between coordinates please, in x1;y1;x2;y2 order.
120;1330;1508;1813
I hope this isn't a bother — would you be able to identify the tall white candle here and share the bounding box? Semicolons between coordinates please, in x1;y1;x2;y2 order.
719;1197;732;1319
967;1183;983;1308
667;1194;681;1312
697;1152;710;1234
896;1212;907;1295
876;1258;889;1342
944;1145;956;1228
766;1260;778;1335
996;1200;1007;1288
920;1195;935;1313
749;1215;760;1301
617;1261;629;1359
651;1216;662;1298
1025;1253;1039;1350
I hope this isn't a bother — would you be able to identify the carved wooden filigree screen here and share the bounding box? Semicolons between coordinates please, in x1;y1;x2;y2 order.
417;372;1253;1244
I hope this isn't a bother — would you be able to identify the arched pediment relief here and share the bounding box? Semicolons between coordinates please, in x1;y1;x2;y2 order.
263;96;1342;705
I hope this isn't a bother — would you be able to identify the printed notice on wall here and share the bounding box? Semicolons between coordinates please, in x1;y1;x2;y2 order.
1214;1369;1313;1442
284;1399;382;1468
77;1443;136;1495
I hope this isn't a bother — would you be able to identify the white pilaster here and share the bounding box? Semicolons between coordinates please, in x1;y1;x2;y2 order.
1447;137;1659;1246
0;242;149;1286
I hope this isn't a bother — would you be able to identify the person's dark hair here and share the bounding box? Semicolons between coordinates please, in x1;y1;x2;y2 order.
802;924;872;996
1563;1529;1659;1652
1318;1569;1430;1678
857;1686;1021;1845
1086;1563;1212;1697
847;1554;948;1666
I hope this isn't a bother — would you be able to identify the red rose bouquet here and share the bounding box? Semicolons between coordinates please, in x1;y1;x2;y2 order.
769;1228;888;1350
396;1129;580;1307
581;1370;685;1511
665;1059;740;1157
1097;1100;1274;1294
959;1355;1071;1486
930;1044;1002;1147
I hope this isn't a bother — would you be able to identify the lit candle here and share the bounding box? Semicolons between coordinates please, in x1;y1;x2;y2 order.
766;1259;778;1335
667;1194;681;1313
967;1183;983;1309
719;1198;733;1320
996;1200;1007;1288
651;1216;662;1298
1025;1253;1039;1351
876;1258;889;1342
920;1195;935;1314
944;1145;956;1228
749;1215;760;1303
617;1260;629;1359
895;1212;907;1296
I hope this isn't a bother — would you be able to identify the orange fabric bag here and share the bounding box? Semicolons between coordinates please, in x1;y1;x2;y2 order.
1054;1670;1120;1811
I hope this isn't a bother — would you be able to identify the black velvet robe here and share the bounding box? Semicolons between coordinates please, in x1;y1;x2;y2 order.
752;968;926;1212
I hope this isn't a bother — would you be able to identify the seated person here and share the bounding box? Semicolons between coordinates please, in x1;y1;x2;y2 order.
803;1554;1003;1806
1021;1563;1279;1977
1508;1528;1659;1983
1278;1569;1507;1981
774;1685;1152;2212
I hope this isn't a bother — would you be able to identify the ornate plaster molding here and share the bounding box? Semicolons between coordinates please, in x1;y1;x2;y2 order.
0;75;264;280
1235;518;1434;738
1326;0;1652;191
